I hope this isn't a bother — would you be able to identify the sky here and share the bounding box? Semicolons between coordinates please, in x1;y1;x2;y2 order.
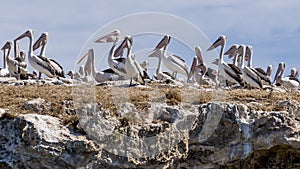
1;0;300;79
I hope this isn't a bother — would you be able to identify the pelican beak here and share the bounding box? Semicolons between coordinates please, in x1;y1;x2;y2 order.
155;35;171;50
77;51;90;64
273;62;283;83
1;41;12;50
114;37;128;57
195;46;204;64
33;33;47;51
224;44;238;57
266;65;273;76
189;56;197;75
207;35;226;51
15;30;32;41
94;29;121;43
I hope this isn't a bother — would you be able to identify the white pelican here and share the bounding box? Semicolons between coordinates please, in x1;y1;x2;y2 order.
13;40;27;69
0;44;9;77
274;62;299;90
237;45;262;89
189;46;215;86
94;30;127;77
207;35;244;87
77;48;121;83
151;35;189;79
1;41;29;79
32;32;65;78
120;36;146;85
14;30;64;79
148;49;173;80
245;45;271;86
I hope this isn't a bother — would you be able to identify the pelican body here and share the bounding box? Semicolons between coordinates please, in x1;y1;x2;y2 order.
32;32;65;78
245;45;271;86
77;49;121;83
237;45;262;89
1;41;29;79
14;30;65;79
151;35;189;79
94;30;127;77
189;46;215;86
274;62;299;90
207;35;244;87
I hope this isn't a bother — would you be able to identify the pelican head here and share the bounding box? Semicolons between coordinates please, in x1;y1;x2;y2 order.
224;44;239;58
266;65;273;76
274;62;285;83
245;45;253;61
33;32;48;51
94;29;121;43
155;35;171;50
1;41;12;50
114;36;132;57
237;44;246;56
207;35;226;51
291;67;298;77
15;29;34;41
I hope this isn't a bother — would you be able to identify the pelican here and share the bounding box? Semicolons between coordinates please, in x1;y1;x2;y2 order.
148;49;173;80
119;36;145;85
274;62;299;90
237;45;262;89
0;44;9;77
94;30;127;77
150;35;189;79
77;49;121;83
1;41;29;79
13;40;27;68
14;30;64;79
245;45;272;86
32;32;65;78
189;46;215;86
207;35;244;87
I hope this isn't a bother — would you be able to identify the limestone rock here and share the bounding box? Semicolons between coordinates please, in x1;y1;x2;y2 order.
0;102;299;168
24;98;51;113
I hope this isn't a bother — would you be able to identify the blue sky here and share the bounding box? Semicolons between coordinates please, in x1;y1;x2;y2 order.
1;0;300;78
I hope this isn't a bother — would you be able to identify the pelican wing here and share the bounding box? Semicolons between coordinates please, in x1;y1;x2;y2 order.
169;55;188;70
244;66;263;87
49;58;64;70
289;77;300;83
33;55;56;75
255;67;268;76
102;68;115;74
228;63;242;75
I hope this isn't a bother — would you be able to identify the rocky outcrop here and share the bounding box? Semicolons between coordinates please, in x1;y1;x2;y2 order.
0;102;299;168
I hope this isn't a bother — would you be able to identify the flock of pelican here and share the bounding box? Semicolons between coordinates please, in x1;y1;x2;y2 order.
0;29;299;91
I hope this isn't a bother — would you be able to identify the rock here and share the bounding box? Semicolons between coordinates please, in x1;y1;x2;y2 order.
0;102;299;168
0;113;99;169
24;98;51;113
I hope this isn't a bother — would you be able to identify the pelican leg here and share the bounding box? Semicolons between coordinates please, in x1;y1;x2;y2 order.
38;72;42;79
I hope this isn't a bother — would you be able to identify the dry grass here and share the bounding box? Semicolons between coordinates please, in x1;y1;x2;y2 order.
0;84;299;126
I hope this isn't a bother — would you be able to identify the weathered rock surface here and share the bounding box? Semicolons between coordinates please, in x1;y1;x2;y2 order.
0;102;299;169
